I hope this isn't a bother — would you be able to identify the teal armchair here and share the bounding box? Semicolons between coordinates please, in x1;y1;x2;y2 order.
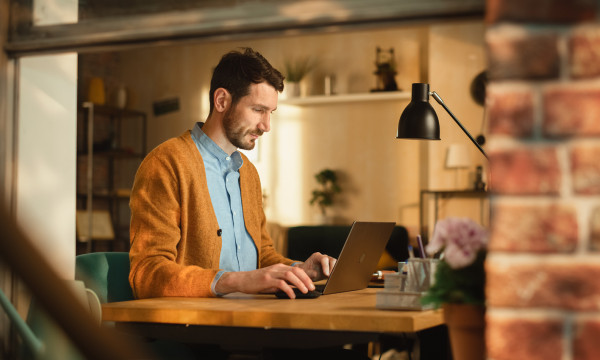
75;252;197;359
75;252;134;304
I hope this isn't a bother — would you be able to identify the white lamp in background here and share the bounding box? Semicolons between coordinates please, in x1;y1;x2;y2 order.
446;143;470;188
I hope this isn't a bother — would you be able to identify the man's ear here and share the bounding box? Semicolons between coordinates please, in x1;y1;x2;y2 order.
213;88;231;113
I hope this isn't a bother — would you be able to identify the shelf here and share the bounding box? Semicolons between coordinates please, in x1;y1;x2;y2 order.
279;91;410;106
79;104;146;117
77;103;147;253
421;189;488;197
77;188;131;199
78;149;145;159
419;189;489;243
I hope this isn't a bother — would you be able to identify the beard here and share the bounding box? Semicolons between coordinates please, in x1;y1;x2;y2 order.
223;105;264;150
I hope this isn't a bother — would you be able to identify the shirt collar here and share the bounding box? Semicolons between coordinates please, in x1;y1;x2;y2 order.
192;122;243;170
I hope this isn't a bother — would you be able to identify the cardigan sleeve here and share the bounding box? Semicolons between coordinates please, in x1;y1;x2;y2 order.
129;141;219;299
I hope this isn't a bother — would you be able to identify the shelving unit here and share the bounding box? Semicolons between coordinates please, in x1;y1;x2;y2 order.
279;91;410;106
419;189;489;243
76;103;147;253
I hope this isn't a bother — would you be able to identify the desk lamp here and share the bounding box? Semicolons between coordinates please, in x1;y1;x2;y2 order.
396;83;488;159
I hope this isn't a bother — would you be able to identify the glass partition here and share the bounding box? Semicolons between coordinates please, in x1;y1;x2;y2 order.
7;0;484;56
79;0;232;20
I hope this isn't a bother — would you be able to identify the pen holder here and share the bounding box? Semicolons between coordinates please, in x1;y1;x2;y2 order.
404;258;438;292
376;259;439;310
383;272;406;289
376;290;434;311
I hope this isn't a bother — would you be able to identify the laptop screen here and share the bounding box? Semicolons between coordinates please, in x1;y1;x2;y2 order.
322;221;395;295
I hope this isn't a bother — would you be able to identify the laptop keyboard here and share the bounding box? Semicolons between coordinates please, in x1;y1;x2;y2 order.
275;284;325;299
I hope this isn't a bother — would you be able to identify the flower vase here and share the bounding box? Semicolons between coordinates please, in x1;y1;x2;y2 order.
443;303;486;360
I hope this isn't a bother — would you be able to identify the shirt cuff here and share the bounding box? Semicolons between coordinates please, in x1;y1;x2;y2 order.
211;270;227;297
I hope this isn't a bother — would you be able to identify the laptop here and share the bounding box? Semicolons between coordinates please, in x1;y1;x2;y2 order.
275;221;396;299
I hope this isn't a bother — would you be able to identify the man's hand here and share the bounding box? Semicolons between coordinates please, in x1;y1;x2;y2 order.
296;252;337;281
214;264;315;299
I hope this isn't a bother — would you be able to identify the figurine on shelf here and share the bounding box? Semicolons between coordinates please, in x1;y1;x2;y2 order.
371;47;398;92
474;165;486;191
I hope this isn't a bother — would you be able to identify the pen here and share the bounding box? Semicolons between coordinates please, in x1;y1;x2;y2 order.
398;262;406;274
417;235;426;258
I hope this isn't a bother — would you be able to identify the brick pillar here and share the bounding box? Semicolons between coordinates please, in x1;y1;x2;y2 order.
485;1;600;359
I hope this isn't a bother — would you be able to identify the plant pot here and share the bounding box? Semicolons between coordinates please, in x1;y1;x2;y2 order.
284;81;301;98
312;213;332;225
443;303;486;360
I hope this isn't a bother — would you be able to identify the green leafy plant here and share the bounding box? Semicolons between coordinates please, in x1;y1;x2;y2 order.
283;56;316;83
421;217;488;308
309;169;341;216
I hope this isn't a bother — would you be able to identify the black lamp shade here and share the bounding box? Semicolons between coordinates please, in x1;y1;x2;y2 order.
396;83;441;140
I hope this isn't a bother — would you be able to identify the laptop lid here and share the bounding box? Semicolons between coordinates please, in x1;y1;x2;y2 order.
321;221;396;295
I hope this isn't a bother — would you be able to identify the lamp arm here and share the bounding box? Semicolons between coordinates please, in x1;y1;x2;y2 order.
431;91;488;159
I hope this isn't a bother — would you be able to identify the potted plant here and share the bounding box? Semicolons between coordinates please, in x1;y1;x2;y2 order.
309;169;341;221
421;217;488;360
283;56;315;97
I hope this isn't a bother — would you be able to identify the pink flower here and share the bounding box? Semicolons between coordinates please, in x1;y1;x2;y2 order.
426;217;488;269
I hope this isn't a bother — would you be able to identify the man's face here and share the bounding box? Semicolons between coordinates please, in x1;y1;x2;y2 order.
223;82;278;151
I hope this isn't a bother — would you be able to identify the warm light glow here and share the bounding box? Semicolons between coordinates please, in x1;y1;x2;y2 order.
269;104;304;225
279;2;350;21
200;85;210;120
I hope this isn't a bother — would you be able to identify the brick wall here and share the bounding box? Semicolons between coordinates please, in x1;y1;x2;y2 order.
485;0;600;359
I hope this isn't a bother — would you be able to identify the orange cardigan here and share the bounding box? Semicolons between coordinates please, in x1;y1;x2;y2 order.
129;131;293;298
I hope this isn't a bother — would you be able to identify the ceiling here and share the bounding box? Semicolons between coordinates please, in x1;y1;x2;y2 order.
6;0;484;56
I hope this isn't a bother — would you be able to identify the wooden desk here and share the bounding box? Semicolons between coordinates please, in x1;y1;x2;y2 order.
102;288;444;350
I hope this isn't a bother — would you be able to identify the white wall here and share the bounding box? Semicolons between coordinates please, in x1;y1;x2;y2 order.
16;54;78;279
114;25;428;228
427;21;487;189
424;21;489;232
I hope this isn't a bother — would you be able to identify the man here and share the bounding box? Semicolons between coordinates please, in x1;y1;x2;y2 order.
129;48;336;299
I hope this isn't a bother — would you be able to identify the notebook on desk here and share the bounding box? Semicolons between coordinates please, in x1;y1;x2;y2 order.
276;221;396;298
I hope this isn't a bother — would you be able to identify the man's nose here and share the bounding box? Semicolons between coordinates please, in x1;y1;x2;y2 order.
258;114;270;133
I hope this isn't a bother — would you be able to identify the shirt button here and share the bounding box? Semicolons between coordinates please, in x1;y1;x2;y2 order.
226;156;231;161
237;246;241;250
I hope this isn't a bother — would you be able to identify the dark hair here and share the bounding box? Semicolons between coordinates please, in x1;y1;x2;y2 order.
209;48;284;113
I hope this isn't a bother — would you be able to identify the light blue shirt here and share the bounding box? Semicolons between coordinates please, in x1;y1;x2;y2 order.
191;123;258;295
